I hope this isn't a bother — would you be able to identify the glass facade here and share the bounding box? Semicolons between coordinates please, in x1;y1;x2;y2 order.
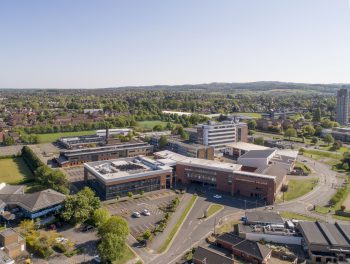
86;171;164;200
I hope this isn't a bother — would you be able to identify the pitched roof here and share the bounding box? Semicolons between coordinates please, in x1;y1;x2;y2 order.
192;246;234;264
0;189;65;213
216;233;271;261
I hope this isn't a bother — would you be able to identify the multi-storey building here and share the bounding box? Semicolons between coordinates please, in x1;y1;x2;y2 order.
55;141;153;167
336;88;349;126
194;121;248;150
84;156;172;200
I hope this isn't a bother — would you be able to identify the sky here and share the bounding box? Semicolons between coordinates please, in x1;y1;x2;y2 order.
0;0;350;89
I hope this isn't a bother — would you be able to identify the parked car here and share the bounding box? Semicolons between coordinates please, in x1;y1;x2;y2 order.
56;237;68;244
82;225;95;232
93;255;101;263
141;209;151;216
132;212;141;218
213;194;222;199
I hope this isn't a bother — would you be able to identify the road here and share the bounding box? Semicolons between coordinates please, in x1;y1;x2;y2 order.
274;155;340;216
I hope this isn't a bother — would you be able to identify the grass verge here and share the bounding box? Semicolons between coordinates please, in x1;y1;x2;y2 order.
137;120;168;130
113;245;136;264
278;178;318;202
158;195;197;253
279;211;320;221
216;220;240;235
206;204;224;218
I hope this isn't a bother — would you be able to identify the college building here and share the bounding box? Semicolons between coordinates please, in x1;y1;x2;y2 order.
56;141;153;167
83;156;173;200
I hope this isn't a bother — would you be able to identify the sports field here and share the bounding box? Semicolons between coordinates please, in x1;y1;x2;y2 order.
137;120;168;130
37;130;96;143
0;157;33;184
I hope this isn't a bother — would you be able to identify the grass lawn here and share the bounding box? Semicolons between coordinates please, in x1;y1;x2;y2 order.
37;130;96;143
206;204;224;218
158;195;198;253
216;220;240;234
315;205;331;214
113;246;136;264
320;146;350;153
278;178;318;202
332;214;350;222
0;157;33;184
137;120;168;130
303;149;342;159
235;112;262;119
295;161;311;174
279;211;320;221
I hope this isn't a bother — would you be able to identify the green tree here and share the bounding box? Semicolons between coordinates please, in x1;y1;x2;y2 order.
4;136;15;146
284;128;297;140
311;137;318;145
247;120;257;130
98;216;129;239
312;108;322;122
301;125;315;137
159;135;168;150
93;208;111;227
324;134;334;146
98;234;126;263
254;137;264;145
61;187;100;224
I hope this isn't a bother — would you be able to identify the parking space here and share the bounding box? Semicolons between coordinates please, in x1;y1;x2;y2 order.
104;190;177;237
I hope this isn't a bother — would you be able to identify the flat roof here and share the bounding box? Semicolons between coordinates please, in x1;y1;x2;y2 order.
84;156;172;183
245;211;284;225
154;150;188;162
238;149;276;159
234;170;276;181
276;149;299;159
226;142;269;151
178;157;242;173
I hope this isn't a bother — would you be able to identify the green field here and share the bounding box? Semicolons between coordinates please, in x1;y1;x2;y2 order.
137;121;168;130
37;130;96;143
0;157;33;184
278;178;318;202
235;112;262;118
279;211;320;221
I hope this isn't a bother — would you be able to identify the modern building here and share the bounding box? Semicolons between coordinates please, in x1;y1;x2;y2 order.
57;134;107;149
193;121;248;150
298;221;350;263
322;127;350;143
243;211;284;226
56;141;153;167
96;128;131;137
0;184;66;220
216;233;272;264
0;229;25;259
84;156;173;200
224;142;269;159
176;157;278;204
336;88;349;126
150;136;214;160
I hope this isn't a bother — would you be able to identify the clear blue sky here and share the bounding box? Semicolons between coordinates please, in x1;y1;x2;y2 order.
1;0;350;88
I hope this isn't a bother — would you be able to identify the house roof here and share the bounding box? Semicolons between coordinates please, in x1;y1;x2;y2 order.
238;149;276;159
245;211;284;225
192;246;233;264
0;189;66;213
216;233;271;261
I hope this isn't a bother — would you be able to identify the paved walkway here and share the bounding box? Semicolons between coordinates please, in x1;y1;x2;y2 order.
149;193;193;252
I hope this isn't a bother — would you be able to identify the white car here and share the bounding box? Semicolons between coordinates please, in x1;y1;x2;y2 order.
142;209;151;216
213;194;222;199
93;255;101;263
132;212;141;218
56;237;68;244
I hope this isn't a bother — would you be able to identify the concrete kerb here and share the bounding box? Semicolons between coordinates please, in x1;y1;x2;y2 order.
159;195;198;254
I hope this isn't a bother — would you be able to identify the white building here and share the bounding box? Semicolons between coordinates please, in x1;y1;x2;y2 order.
195;121;247;150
